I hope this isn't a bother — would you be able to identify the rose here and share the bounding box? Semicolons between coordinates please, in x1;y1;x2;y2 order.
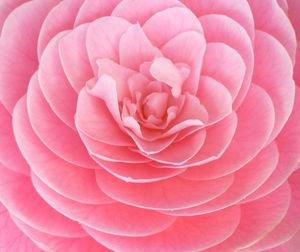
0;0;300;251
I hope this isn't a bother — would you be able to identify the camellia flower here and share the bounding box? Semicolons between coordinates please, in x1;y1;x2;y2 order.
0;0;300;251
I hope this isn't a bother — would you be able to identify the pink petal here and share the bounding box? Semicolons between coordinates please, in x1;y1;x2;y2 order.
38;32;77;129
277;0;289;12
166;94;208;135
96;169;233;210
31;174;176;237
119;24;160;70
86;76;121;123
0;203;41;252
86;16;131;72
181;0;255;41
0;103;30;175
27;73;97;169
197;76;232;125
166;112;237;169
0;0;28;32
247;170;300;251
248;0;297;63
59;24;93;93
126;131;177;155
211;183;291;251
143;7;203;48
37;0;83;59
183;84;275;177
270;230;300;252
12;215;111;252
147;129;206;165
111;0;184;24
75;0;121;26
287;0;300;39
202;42;246;101
96;58;134;100
0;0;59;112
200;14;254;109
13;96;112;205
149;57;184;97
76;88;133;146
162;31;206;95
253;31;295;143
242;87;300;202
78;130;148;163
84;206;240;252
0;163;85;238
95;160;186;183
168;143;279;216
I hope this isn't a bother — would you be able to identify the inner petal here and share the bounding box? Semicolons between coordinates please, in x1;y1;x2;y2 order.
143;92;168;119
150;57;189;97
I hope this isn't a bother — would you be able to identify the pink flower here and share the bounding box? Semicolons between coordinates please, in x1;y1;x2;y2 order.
0;0;300;251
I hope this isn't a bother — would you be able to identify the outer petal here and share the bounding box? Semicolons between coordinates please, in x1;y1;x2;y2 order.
248;0;297;63
112;0;184;24
180;0;255;40
200;14;254;109
119;24;160;70
38;31;77;129
59;24;93;92
96;169;233;210
210;183;291;251
183;84;275;177
27;73;97;169
270;230;300;252
0;0;28;32
247;170;300;250
0;103;30;175
0;203;41;252
76;88;133;146
197;76;232;124
14;96;112;205
11;215;111;252
172;143;279;216
0;163;85;238
84;206;240;252
242;87;300;202
201;42;246;101
143;7;203;48
78;130;148;164
96;160;186;183
0;0;59;112
31;174;176;237
75;0;121;26
37;0;84;59
253;30;294;143
86;16;131;72
163;112;237;168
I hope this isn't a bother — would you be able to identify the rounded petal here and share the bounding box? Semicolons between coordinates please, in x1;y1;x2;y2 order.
59;24;93;92
38;32;77;129
96;169;233;210
184;84;275;178
31;173;176;237
37;0;83;59
0;0;59;112
0;203;41;252
143;7;203;48
112;0;184;24
27;73;97;169
84;206;240;252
